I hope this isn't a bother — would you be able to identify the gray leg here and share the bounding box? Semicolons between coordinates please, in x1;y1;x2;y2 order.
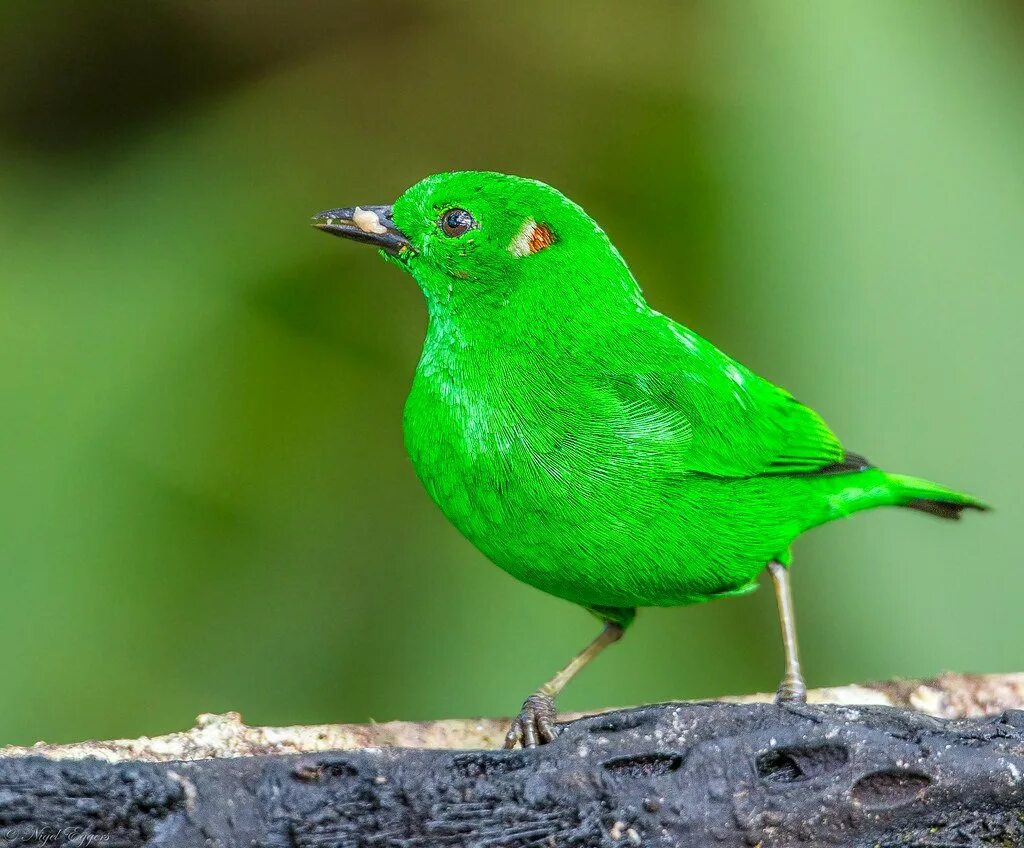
768;560;807;703
503;618;629;749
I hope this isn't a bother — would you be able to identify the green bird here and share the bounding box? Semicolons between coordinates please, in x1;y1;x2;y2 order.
314;171;987;748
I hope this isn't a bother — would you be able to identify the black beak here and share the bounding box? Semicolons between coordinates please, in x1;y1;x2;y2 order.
312;205;413;256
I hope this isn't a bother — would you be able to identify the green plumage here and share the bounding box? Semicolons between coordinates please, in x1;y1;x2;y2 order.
314;170;987;738
317;169;985;630
378;171;984;617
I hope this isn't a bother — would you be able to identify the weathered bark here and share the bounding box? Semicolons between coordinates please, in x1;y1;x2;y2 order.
1;673;1022;847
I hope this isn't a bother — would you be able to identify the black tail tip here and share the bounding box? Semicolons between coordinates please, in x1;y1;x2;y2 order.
906;498;989;520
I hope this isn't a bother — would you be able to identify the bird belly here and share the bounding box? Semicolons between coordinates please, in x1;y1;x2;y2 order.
404;391;794;608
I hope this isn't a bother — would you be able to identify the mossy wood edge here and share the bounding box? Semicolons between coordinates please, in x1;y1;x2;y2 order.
1;673;1022;848
2;671;1018;762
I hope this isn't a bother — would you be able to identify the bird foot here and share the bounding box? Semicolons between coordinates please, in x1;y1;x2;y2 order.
775;672;807;704
503;693;559;749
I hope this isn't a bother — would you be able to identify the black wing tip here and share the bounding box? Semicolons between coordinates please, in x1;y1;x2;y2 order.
807;451;874;476
905;498;989;520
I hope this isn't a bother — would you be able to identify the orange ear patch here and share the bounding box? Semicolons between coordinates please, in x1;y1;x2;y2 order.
509;219;557;257
528;223;556;254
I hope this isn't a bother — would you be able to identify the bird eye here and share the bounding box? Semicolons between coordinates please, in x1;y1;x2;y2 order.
439;208;475;237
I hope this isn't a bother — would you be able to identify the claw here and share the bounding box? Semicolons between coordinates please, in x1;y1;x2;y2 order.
503;722;523;750
503;693;559;749
523;717;539;748
536;714;557;744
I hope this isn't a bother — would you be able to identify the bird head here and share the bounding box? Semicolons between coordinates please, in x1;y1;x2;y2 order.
314;171;644;322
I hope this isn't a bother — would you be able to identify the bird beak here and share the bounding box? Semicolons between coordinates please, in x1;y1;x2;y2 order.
311;205;414;256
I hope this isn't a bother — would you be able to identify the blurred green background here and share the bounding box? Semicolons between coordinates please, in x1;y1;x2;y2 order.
0;0;1019;746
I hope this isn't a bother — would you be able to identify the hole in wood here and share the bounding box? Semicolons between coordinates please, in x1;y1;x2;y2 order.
586;712;656;735
755;744;849;784
449;752;529;778
852;770;932;809
602;752;684;778
293;756;360;781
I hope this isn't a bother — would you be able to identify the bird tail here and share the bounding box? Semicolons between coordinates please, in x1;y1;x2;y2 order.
885;473;990;520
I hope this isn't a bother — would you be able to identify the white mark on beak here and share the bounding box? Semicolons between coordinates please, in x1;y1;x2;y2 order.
352;207;388;235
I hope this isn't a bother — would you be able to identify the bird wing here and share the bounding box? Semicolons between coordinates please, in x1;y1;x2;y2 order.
601;318;846;479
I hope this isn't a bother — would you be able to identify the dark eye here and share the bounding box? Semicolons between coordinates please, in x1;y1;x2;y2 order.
440;208;475;237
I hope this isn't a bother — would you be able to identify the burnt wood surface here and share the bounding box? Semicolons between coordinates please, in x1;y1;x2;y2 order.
1;701;1024;847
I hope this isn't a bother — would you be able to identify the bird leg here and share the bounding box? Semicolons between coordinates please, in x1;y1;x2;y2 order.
769;560;807;703
503;620;625;749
